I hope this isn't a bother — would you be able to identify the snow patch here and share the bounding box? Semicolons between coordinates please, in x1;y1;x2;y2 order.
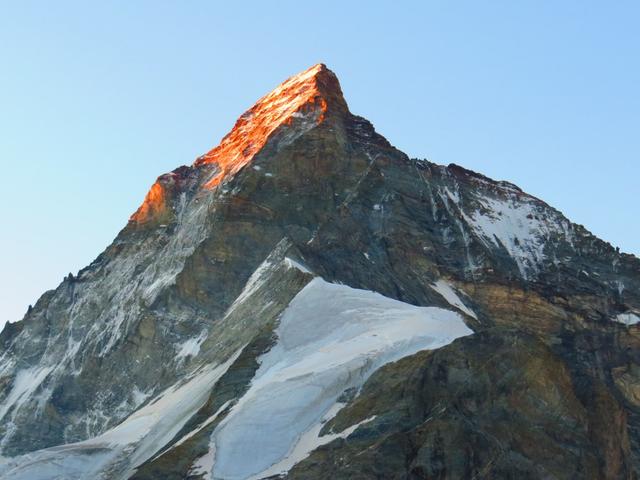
430;279;477;320
225;239;296;315
0;366;53;422
463;195;560;278
225;257;275;315
249;403;376;480
190;445;216;480
131;387;152;408
208;278;473;479
284;257;312;274
175;331;208;360
172;400;232;451
0;349;243;480
613;312;640;326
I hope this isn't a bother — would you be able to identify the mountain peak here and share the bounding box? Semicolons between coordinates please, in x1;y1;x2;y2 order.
194;63;348;188
130;64;348;224
7;62;640;480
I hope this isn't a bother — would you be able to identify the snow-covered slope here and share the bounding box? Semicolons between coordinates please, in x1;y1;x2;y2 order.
0;279;471;480
207;278;471;479
434;173;574;279
0;350;242;480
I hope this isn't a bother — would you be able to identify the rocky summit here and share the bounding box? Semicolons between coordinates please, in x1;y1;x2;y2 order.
1;64;639;480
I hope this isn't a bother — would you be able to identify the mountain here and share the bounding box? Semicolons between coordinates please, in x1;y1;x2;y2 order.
1;63;639;479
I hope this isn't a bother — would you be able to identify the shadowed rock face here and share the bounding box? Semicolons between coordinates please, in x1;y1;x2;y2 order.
1;64;639;479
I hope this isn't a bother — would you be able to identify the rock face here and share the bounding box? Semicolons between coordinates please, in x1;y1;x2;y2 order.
1;64;639;479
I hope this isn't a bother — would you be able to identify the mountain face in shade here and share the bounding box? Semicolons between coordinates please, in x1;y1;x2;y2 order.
1;64;640;480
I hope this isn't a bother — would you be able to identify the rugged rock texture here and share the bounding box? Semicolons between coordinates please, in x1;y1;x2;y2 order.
0;63;639;479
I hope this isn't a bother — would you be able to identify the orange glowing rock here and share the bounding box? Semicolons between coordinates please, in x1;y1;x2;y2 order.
129;181;167;224
195;63;347;189
130;64;348;224
130;181;166;223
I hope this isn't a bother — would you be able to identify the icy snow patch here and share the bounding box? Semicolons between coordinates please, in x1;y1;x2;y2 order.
0;350;243;480
430;279;477;320
175;331;208;360
172;400;232;451
225;239;299;315
284;257;312;274
131;387;152;408
190;446;216;480
208;278;473;479
225;247;283;315
613;312;640;326
248;402;376;480
0;366;53;422
463;196;560;278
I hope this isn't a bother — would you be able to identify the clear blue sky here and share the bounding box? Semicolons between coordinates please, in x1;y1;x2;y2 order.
1;1;638;326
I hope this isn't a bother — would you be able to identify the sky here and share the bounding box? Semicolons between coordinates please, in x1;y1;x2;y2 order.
1;1;638;327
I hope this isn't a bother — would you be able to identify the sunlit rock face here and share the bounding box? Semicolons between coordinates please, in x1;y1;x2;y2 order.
195;63;347;189
1;64;640;480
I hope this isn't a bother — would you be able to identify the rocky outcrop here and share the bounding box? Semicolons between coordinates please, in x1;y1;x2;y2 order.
0;64;639;479
289;330;634;479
